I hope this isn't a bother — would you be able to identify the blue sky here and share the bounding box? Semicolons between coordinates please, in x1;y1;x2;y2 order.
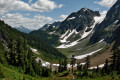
0;0;117;29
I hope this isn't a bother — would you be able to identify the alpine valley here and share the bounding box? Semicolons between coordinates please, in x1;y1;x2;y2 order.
0;0;120;80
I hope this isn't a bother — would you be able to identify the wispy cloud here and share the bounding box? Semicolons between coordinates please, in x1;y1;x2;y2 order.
2;13;54;29
94;0;117;8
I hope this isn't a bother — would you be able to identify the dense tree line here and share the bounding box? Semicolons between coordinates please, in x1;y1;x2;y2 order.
58;58;68;73
30;30;60;46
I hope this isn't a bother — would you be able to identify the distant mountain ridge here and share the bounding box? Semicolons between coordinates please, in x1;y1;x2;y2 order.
15;26;32;33
40;21;61;32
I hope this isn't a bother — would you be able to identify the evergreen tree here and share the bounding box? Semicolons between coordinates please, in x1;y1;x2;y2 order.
85;56;90;69
63;58;68;71
70;55;76;73
110;49;117;70
116;48;120;74
58;59;61;72
103;59;110;74
77;62;82;71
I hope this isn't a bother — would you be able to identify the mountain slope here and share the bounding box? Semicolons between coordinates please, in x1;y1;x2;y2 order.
30;21;61;46
29;29;60;46
0;20;66;63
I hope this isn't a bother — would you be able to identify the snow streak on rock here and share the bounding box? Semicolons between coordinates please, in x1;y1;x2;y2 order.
57;11;107;48
75;48;103;59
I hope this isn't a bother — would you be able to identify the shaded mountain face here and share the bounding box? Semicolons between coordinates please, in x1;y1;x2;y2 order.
90;0;120;44
57;8;100;34
15;26;32;33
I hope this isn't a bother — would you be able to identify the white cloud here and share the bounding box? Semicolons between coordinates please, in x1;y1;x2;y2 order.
94;10;107;24
0;0;31;15
58;4;64;8
31;0;63;12
0;0;63;15
94;0;117;8
2;13;54;29
28;0;32;4
59;14;68;21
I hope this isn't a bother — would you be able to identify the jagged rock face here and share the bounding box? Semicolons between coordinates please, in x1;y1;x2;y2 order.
90;0;120;44
112;25;120;49
40;21;61;32
54;8;102;48
57;8;100;34
40;24;50;31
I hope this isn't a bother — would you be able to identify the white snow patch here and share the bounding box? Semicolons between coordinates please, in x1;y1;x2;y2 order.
42;62;50;67
42;63;46;67
57;40;79;48
67;64;77;68
53;64;59;67
35;57;41;62
81;62;86;65
83;8;88;11
114;20;119;23
75;48;103;59
89;64;104;69
60;30;69;38
48;24;50;27
67;63;86;68
60;29;78;43
32;49;37;52
49;31;55;34
99;39;104;43
81;27;92;39
67;17;76;20
53;26;55;28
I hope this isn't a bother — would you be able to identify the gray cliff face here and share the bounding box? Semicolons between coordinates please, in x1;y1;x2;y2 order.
90;0;120;44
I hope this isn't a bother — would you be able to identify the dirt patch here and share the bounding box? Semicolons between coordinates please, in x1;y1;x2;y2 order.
76;44;113;67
